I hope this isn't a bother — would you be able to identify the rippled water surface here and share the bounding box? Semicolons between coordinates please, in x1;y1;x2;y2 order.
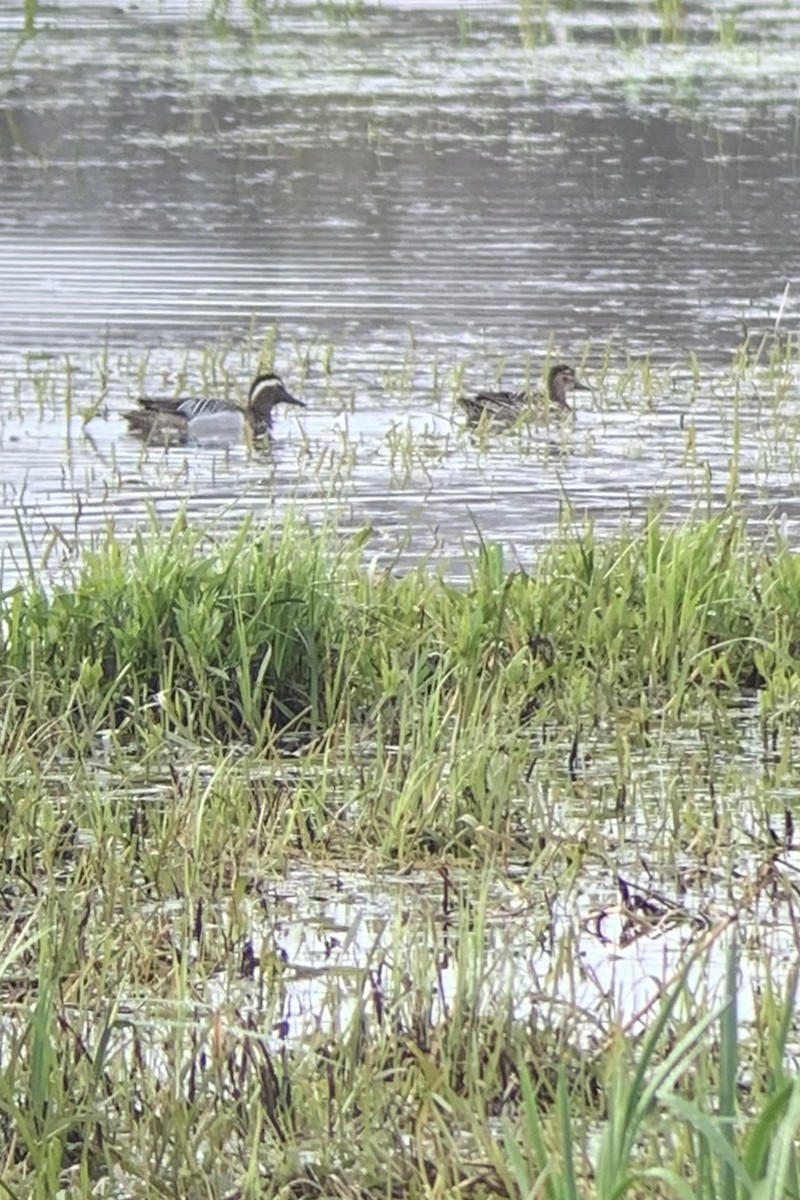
2;0;800;577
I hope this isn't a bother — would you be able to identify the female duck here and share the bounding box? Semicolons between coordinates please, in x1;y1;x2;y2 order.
123;372;305;444
459;363;590;426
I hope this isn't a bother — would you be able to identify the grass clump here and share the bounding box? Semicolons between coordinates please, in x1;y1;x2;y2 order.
1;509;798;755
0;507;798;866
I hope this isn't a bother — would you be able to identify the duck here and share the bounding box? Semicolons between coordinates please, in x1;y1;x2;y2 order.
458;363;590;426
122;372;305;444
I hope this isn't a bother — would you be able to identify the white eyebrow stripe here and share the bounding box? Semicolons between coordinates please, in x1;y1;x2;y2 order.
250;377;281;404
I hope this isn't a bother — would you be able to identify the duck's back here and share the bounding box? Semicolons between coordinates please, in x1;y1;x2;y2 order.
459;388;528;424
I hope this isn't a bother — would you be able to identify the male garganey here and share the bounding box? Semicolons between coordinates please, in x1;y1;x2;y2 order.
459;363;590;426
123;372;305;444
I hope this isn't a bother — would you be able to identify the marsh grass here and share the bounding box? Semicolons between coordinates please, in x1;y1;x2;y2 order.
500;940;800;1200
3;512;800;1193
2;872;799;1198
2;510;798;752
2;507;800;871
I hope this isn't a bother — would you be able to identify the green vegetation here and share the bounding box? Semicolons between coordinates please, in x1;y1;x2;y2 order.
4;0;800;1185
3;510;799;764
2;513;800;1194
3;906;800;1200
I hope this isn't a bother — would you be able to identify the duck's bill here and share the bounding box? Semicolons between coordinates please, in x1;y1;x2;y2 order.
573;377;592;391
283;392;306;408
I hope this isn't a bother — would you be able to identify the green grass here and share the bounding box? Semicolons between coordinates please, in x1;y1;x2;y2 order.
2;509;798;756
3;508;800;878
2;882;799;1198
3;511;800;1195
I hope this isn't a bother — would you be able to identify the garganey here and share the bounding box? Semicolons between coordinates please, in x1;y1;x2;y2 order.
459;363;590;426
123;372;305;444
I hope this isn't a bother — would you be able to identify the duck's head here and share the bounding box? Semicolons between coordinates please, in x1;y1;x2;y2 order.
247;372;305;418
549;363;590;395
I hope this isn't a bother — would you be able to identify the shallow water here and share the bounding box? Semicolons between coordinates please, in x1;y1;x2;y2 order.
63;695;798;1047
1;0;800;581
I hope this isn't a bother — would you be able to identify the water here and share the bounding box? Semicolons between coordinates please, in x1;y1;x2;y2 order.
70;696;798;1046
1;0;799;582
